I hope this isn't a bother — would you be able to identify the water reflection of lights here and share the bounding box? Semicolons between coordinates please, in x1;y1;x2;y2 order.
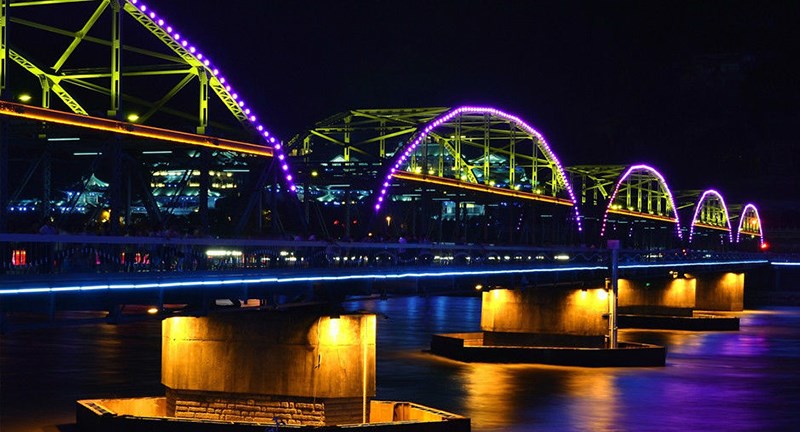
562;368;619;431
460;363;523;429
461;363;619;431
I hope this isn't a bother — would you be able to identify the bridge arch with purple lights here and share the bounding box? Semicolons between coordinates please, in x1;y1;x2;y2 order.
372;106;582;232
0;2;770;249
599;164;682;241
736;204;764;246
688;189;733;244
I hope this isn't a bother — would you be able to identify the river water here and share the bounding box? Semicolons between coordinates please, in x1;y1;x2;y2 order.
1;296;799;431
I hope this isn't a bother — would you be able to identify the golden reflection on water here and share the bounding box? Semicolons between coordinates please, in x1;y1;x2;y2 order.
563;367;619;431
460;362;620;431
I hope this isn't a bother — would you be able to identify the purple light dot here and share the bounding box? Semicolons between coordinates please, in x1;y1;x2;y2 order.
269;137;275;143
140;4;147;12
238;101;244;107
149;12;156;19
274;144;281;150
189;46;196;53
131;0;138;4
381;189;386;194
383;182;389;187
286;175;293;181
391;168;396;173
290;185;297;192
232;93;238;100
212;68;218;75
264;131;270;137
174;33;180;40
181;40;188;47
278;154;285;160
257;125;263;131
244;108;251;115
197;53;203;59
249;115;256;121
282;164;289;171
166;26;172;32
203;59;210;66
378;197;384;202
158;19;164;26
375;204;381;210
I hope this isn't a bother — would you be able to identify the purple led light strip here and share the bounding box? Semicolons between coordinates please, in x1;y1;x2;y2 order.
599;164;683;240
127;0;297;193
688;189;733;243
735;203;764;244
373;106;582;232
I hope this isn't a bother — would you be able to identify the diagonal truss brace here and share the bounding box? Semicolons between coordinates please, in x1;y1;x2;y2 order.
8;49;88;114
122;1;250;128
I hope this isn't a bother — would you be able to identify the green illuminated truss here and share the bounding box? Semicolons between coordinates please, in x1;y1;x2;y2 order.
569;165;676;221
288;107;571;201
0;0;254;138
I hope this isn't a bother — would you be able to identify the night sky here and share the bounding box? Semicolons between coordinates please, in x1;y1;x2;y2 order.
155;1;799;219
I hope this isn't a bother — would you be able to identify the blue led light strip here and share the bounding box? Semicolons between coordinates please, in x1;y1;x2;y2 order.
619;260;769;269
0;265;608;296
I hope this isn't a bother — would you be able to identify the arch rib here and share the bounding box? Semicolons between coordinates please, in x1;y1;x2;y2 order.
374;106;582;232
600;164;682;240
736;203;764;245
123;1;297;191
689;189;732;243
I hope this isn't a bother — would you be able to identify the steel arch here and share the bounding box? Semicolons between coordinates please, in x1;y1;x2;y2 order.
373;106;582;231
600;164;682;240
688;189;732;243
0;0;295;187
736;203;764;244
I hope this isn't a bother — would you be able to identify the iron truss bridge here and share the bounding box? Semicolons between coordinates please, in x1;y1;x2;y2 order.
0;234;774;311
0;1;768;254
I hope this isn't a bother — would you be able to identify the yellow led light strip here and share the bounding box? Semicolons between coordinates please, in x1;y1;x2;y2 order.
607;207;678;223
392;171;574;206
0;101;273;157
692;222;731;232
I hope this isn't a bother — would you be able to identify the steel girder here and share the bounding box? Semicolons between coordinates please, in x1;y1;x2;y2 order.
1;0;256;139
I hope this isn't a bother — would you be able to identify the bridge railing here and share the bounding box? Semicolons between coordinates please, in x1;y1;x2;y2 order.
0;233;772;279
0;233;610;277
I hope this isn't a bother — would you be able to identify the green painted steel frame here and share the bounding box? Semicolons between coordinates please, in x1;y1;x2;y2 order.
0;0;253;138
290;107;571;200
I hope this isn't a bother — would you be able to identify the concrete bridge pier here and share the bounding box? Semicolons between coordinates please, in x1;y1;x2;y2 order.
480;286;609;347
430;285;666;366
161;310;376;426
617;271;743;330
617;272;745;314
77;308;470;430
695;272;744;311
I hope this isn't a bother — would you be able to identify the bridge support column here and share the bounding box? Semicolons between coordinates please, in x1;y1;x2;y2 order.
162;311;376;426
618;272;745;314
695;272;744;311
480;287;609;347
618;277;696;316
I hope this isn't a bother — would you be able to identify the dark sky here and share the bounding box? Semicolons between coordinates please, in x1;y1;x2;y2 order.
154;0;799;213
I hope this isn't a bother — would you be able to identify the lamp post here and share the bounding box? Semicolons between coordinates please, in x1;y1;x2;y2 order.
607;239;620;349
